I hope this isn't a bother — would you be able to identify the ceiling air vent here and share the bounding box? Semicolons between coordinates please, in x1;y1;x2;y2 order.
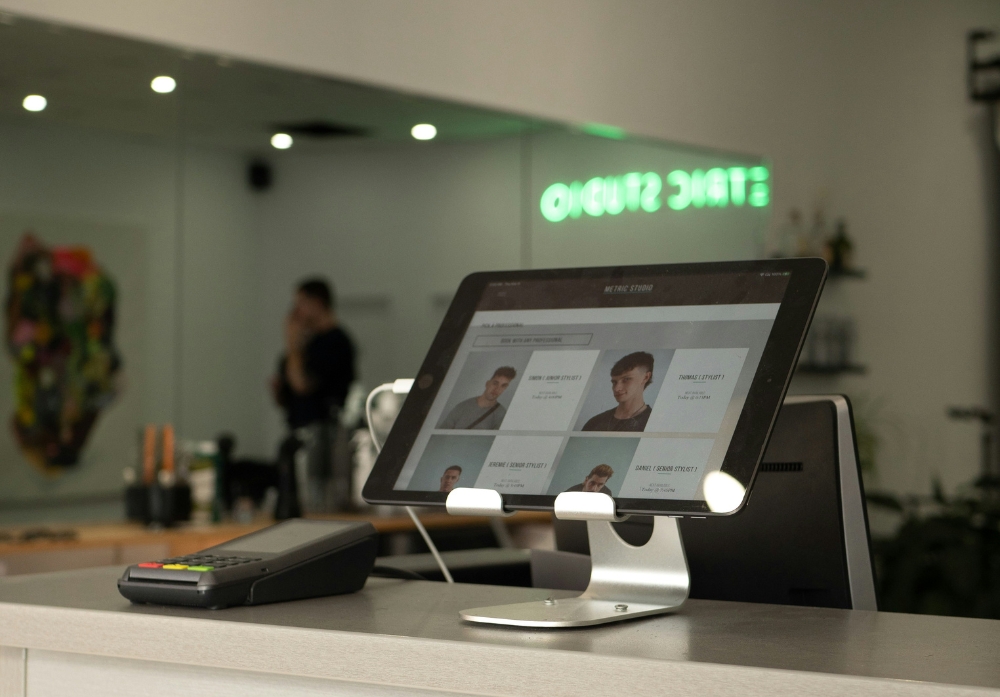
271;121;369;138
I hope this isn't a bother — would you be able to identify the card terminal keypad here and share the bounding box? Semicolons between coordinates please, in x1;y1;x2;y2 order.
137;554;264;571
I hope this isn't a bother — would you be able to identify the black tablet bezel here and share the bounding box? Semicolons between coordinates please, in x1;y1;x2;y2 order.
362;258;827;516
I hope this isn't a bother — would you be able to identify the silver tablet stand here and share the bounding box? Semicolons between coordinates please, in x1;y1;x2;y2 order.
446;487;689;628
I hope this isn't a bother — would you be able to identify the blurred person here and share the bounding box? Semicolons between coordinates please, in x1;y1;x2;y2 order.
271;278;356;515
272;278;355;426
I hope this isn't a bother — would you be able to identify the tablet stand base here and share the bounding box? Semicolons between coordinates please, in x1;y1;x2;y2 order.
447;488;690;628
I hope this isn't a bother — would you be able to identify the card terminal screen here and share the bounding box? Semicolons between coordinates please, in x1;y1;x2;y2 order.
216;520;351;554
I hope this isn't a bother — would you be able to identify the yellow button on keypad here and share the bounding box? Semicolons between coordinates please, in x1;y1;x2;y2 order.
162;564;189;570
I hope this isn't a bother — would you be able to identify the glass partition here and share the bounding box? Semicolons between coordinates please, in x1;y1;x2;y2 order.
0;14;771;523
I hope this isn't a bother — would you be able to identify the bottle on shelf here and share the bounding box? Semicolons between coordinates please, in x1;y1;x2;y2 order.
824;219;855;273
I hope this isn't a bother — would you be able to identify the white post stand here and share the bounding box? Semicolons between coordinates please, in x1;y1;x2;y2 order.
447;488;690;628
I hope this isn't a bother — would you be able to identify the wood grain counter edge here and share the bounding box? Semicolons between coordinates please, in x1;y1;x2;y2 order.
0;511;551;558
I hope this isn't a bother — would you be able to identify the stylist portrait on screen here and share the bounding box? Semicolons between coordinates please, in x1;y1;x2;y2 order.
439;466;462;492
582;352;654;432
439;366;516;429
564;464;615;495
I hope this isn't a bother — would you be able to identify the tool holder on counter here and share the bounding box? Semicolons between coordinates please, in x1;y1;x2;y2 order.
125;482;191;527
445;487;689;628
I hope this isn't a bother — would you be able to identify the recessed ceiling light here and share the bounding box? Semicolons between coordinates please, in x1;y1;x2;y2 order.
22;95;46;112
271;133;293;149
411;123;437;140
150;76;176;94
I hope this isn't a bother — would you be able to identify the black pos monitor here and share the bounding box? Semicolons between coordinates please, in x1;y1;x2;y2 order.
363;259;827;627
545;394;878;611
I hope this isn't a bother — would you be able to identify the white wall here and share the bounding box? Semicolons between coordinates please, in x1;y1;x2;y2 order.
4;0;1000;495
804;2;1000;496
178;147;262;453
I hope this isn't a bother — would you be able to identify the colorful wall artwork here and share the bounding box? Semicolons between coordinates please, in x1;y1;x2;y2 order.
5;233;121;473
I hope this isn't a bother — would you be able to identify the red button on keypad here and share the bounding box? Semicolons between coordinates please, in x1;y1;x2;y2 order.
137;563;163;568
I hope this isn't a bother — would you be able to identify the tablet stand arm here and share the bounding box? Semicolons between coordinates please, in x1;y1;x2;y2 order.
448;490;690;628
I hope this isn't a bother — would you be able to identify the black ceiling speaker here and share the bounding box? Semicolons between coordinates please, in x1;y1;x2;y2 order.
248;159;273;191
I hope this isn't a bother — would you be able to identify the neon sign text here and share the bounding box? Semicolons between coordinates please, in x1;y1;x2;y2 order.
540;166;769;222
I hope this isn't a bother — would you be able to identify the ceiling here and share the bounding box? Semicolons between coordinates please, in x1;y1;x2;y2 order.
0;13;556;152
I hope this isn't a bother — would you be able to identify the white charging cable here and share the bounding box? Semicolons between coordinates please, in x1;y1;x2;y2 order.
366;381;454;584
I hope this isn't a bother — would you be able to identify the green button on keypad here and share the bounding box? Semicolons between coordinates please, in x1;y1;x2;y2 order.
187;565;214;571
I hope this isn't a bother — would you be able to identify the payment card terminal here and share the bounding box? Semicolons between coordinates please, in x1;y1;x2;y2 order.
118;519;378;609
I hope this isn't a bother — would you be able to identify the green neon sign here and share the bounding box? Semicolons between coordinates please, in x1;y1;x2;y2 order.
540;166;769;223
581;122;627;140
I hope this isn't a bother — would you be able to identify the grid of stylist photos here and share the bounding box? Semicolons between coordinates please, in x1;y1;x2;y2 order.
398;342;756;500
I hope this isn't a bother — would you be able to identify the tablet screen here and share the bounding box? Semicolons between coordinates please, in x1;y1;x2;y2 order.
392;270;790;502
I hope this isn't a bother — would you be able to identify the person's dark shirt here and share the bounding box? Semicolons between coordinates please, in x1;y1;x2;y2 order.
277;327;355;429
581;404;651;432
564;481;613;495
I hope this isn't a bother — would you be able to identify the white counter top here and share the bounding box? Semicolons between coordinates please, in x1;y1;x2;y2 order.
0;566;998;696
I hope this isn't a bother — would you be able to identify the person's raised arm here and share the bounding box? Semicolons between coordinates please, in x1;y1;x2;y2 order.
283;315;313;395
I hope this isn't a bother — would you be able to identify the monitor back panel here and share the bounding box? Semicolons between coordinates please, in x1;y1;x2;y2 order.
684;398;853;608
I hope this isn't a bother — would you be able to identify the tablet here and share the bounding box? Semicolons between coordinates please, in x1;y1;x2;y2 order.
362;259;826;516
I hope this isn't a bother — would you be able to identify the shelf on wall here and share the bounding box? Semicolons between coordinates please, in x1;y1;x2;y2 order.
796;362;867;376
